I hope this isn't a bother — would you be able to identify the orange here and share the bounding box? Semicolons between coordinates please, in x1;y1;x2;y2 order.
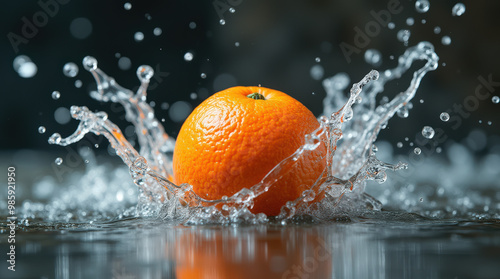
172;86;326;215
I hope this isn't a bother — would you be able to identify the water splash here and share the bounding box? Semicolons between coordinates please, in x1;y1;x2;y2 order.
45;42;438;224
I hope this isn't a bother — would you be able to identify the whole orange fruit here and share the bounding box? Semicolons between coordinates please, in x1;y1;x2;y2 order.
172;86;326;215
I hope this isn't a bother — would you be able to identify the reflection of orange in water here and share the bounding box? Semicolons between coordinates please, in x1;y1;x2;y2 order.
173;86;327;216
173;229;332;279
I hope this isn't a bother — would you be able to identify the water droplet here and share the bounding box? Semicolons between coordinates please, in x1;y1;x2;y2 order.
219;19;226;25
190;93;197;100
145;13;152;20
54;107;71;125
315;57;321;63
200;73;207;79
364;49;382;66
189;22;197;29
436;147;442;153
397;142;403;148
419;197;424;202
343;107;353;121
13;55;38;78
137;65;154;82
492;96;500;104
184;52;194;61
235;42;240;47
48;133;62;144
452;3;466;16
63;62;79;78
372;145;378;153
441;36;451;45
397;29;411;43
229;7;235;13
415;0;430;13
124;2;132;10
397;106;409;118
440;112;450;122
169;101;193;122
94;144;99;148
421;19;427;24
153;27;162;36
487;121;492;125
421;126;435;139
388;22;395;29
406;17;414;26
82;56;97;71
75;80;82;88
433;26;441;34
414;147;422;155
55;157;63;165
52;91;61;100
310;65;324;80
134;32;144;42
38;126;46;134
405;137;409;142
118;57;132;70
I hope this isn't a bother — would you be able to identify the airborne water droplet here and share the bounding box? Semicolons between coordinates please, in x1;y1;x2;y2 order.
13;55;38;78
433;26;441;34
441;36;451;45
52;91;61;100
137;65;154;82
415;0;430;13
310;65;324;80
38;126;46;134
440;112;450;122
55;157;63;165
124;2;132;10
397;29;411;44
421;126;435;139
82;56;97;71
452;3;466;16
397;142;403;148
134;32;144;42
153;27;162;36
219;19;226;25
406;17;415;26
364;49;382;66
200;73;207;79
315;57;321;63
414;147;422;155
388;22;395;29
63;62;79;78
229;7;235;13
184;52;193;61
492;96;500;104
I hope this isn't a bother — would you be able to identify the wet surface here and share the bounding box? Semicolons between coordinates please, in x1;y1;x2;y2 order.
1;212;500;279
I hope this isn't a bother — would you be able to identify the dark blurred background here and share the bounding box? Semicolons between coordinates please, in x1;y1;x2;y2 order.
2;0;499;156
